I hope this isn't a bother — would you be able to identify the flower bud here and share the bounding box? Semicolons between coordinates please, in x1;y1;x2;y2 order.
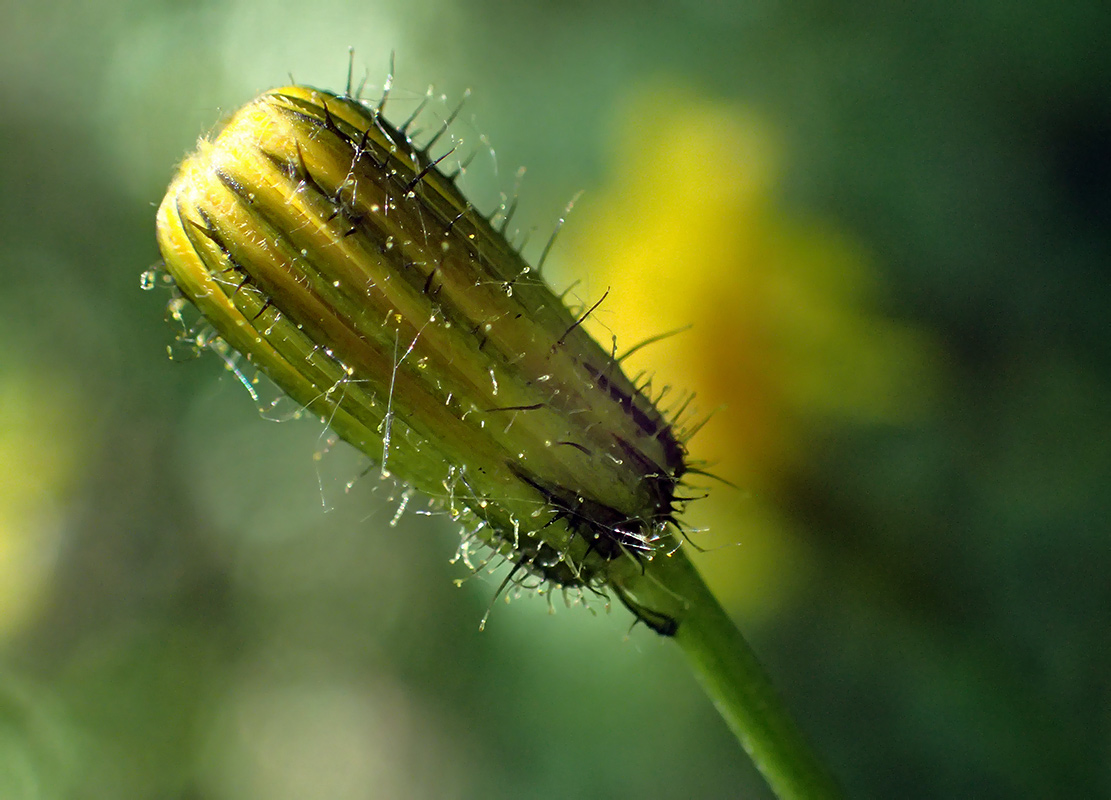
155;85;689;631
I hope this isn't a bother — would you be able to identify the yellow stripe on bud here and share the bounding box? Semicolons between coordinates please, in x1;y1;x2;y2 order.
156;86;689;631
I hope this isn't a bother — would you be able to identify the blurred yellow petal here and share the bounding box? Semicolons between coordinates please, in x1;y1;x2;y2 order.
0;366;84;639
569;84;937;618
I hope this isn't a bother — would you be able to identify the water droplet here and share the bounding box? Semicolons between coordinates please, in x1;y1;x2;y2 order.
139;269;158;290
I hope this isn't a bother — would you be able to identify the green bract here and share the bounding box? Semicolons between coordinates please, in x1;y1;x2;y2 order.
156;86;689;631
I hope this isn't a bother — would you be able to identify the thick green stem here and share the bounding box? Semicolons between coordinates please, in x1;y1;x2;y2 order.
627;550;842;799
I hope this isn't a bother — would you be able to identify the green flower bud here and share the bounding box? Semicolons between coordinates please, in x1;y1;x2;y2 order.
155;85;689;632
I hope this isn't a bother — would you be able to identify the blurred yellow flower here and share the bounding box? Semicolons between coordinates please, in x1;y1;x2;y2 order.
568;85;936;618
0;365;84;639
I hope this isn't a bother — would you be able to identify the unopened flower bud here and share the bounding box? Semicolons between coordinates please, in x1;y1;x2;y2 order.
155;85;689;632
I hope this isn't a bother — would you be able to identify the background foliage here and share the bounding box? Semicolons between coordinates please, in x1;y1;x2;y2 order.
2;1;1108;797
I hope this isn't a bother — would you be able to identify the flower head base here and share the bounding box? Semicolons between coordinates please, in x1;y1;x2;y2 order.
156;86;690;631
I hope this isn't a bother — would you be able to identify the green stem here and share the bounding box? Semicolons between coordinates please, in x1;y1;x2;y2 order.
628;550;842;799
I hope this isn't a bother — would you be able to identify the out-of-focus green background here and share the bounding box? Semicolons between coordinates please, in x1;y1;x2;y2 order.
2;2;1108;798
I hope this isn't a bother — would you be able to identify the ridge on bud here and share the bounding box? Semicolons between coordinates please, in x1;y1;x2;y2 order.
155;85;692;633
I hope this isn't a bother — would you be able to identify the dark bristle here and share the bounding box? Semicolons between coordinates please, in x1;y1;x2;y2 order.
353;128;386;171
377;51;395;114
498;195;519;235
400;89;431;134
422;266;441;296
404;147;456;194
232;274;252;297
320;99;343;137
252;298;275;321
344;47;355;99
449;145;482;181
554;288;609;350
445;207;469;234
422;89;469;155
553;440;592;456
485;403;545;412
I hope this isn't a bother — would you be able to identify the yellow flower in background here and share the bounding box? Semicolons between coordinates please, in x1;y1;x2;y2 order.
569;85;937;619
0;365;84;640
